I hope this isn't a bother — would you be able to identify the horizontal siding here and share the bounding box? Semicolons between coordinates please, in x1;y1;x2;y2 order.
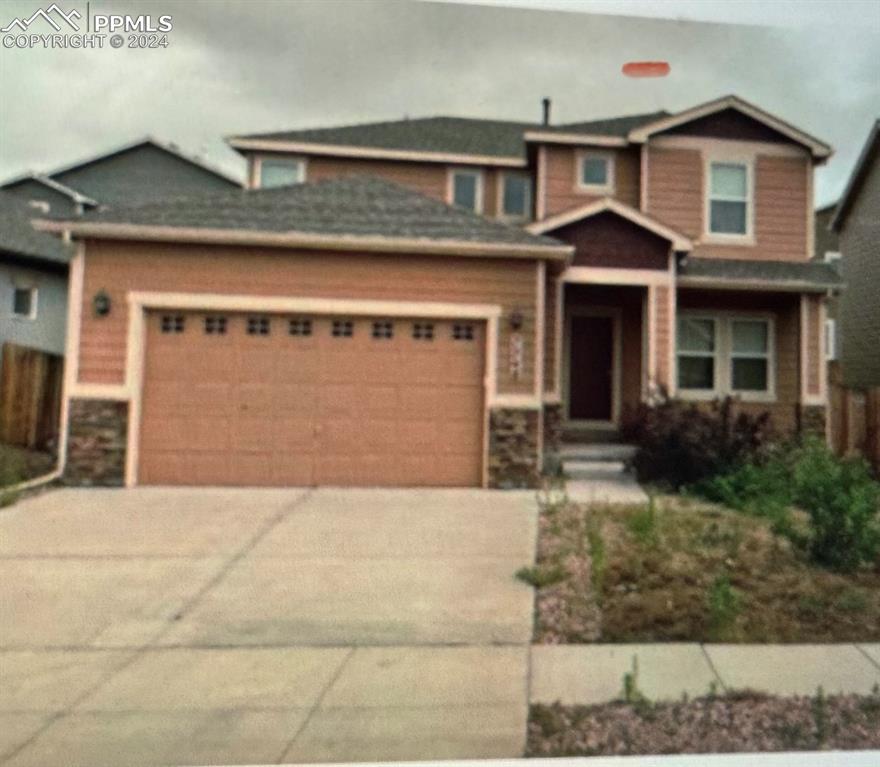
78;241;538;395
647;147;809;262
543;146;640;217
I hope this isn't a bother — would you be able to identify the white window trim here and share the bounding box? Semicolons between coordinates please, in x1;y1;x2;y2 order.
254;155;307;188
825;317;837;361
12;286;38;321
575;150;615;194
703;156;755;245
446;168;484;214
676;312;776;403
497;171;532;221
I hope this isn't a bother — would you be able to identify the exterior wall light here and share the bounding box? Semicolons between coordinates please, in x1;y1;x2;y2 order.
93;290;111;317
508;308;524;331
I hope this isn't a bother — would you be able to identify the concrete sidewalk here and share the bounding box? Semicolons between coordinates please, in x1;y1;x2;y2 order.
530;643;880;704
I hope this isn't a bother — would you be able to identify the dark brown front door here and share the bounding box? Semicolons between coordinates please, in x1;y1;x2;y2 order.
568;315;614;421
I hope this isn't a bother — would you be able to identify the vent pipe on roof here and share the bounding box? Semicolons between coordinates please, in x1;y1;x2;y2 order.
542;98;551;126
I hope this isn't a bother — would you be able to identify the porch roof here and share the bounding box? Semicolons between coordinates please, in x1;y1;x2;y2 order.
677;257;843;293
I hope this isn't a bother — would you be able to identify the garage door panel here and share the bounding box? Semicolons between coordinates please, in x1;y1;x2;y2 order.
139;310;485;487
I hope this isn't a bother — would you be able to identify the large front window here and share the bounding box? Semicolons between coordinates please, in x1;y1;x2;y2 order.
708;162;749;236
677;317;717;391
730;319;769;391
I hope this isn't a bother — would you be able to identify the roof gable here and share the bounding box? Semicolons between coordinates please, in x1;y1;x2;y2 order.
831;119;880;231
0;191;72;267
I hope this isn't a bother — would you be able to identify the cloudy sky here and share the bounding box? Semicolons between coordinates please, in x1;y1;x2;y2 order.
1;0;878;206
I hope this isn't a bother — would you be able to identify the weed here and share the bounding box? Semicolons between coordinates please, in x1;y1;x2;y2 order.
587;517;606;600
707;573;741;640
0;445;24;489
516;564;566;588
836;588;869;613
812;686;828;746
626;496;660;546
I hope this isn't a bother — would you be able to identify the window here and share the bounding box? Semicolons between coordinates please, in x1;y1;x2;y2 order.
204;316;227;335
413;322;434;340
332;320;353;338
259;158;304;188
160;314;185;334
246;316;270;335
677;317;717;391
450;169;482;213
12;287;36;319
289;319;312;337
452;323;475;341
730;319;770;392
578;152;614;191
677;314;775;399
825;318;837;361
371;321;393;339
708;162;749;236
501;173;531;219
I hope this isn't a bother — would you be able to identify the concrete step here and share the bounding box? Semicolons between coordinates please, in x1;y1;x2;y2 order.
559;443;636;463
563;460;627;480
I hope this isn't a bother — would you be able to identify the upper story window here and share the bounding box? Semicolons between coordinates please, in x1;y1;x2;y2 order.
12;287;37;320
501;172;531;219
708;161;751;238
259;157;305;188
449;169;483;213
577;151;614;193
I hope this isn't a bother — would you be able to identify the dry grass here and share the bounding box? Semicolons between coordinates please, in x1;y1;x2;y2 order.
527;691;880;756
530;495;880;643
0;443;54;487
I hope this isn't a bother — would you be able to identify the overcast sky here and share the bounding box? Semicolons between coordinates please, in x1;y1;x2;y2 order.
1;0;878;206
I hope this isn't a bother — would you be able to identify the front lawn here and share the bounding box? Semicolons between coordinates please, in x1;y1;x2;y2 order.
527;690;880;756
525;495;880;643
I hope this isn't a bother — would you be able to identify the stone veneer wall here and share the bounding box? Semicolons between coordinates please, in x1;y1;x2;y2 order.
65;398;128;486
488;408;540;489
542;402;563;456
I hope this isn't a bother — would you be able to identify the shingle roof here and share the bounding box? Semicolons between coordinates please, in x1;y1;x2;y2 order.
0;192;72;267
230;112;670;158
68;176;566;249
678;256;842;292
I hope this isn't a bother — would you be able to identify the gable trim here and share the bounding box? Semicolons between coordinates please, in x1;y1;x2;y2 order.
526;197;693;251
628;95;831;160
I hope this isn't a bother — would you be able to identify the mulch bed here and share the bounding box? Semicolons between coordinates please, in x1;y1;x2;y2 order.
527;692;880;756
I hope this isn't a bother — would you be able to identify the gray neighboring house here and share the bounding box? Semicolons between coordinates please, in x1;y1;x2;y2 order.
831;119;880;389
814;202;841;362
0;192;72;367
0;138;242;372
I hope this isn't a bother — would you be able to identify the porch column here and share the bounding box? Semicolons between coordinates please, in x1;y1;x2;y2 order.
646;280;676;397
799;293;827;435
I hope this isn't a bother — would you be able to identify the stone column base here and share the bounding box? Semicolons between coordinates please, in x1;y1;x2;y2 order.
488;407;540;489
64;398;129;486
797;404;827;437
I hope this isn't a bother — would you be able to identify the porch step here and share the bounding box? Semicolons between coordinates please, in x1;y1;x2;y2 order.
564;460;627;480
560;443;646;504
559;443;636;463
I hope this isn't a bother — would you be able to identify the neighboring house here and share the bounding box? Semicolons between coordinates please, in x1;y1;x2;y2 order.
831;119;880;390
0;191;72;366
39;94;841;490
1;137;241;216
814;202;841;363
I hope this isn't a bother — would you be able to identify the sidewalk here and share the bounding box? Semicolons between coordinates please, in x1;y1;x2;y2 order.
530;643;880;704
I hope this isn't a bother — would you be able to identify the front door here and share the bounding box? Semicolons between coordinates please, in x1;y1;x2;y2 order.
568;314;614;422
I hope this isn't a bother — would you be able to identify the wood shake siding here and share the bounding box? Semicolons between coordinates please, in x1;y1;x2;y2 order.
647;147;810;261
543;146;640;217
77;241;539;395
678;289;802;432
305;157;449;201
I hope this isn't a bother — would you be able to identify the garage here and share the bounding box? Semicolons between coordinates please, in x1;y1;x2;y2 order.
138;310;486;487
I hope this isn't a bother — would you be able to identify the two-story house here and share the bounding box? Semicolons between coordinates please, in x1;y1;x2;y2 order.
38;95;841;489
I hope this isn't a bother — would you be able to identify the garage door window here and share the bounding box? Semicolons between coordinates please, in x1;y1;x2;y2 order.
289;319;312;336
204;316;227;335
332;320;353;337
413;322;434;340
372;320;393;339
160;315;185;333
247;316;270;335
452;323;475;341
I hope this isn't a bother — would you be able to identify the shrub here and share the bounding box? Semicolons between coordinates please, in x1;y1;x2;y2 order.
621;394;772;490
790;438;880;572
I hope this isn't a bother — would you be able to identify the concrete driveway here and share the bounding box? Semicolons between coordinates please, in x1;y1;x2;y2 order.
0;487;537;766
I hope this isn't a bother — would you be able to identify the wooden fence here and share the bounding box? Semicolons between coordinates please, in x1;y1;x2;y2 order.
0;343;64;451
828;361;880;473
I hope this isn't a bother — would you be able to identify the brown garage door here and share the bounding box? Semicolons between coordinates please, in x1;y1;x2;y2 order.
138;311;485;487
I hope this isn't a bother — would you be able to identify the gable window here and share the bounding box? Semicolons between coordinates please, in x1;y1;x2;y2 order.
501;173;531;219
259;158;305;188
12;287;37;320
577;152;614;192
677;317;717;391
449;169;483;213
708;161;750;236
730;319;770;392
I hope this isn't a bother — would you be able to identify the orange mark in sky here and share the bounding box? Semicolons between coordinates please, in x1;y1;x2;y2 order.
622;62;671;78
